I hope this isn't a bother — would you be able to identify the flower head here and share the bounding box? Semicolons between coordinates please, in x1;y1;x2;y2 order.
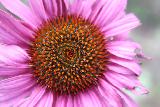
0;0;148;107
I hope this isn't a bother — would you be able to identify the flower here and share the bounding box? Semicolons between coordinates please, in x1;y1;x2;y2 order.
0;0;148;107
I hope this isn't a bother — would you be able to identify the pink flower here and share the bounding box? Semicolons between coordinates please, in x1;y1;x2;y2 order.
0;0;148;107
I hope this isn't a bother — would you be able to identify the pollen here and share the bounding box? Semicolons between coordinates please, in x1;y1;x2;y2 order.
29;15;108;95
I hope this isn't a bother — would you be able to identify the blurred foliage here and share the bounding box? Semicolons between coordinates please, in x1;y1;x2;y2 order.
128;0;160;28
128;0;160;107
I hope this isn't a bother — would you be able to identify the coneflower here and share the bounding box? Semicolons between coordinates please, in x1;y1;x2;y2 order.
0;0;148;107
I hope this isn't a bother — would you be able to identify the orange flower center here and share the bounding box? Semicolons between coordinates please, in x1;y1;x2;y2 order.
29;15;108;95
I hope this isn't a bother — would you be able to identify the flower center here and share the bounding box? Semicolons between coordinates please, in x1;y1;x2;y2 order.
29;15;108;95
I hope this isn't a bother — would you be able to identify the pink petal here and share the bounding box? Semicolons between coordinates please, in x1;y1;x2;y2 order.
93;0;127;27
104;71;138;89
66;95;74;107
115;32;130;40
68;0;95;19
105;71;149;95
0;26;20;45
0;10;33;46
108;46;136;60
52;0;58;16
89;0;107;22
55;0;68;16
79;91;101;107
92;88;111;107
107;41;141;60
0;0;41;28
0;89;32;107
17;86;46;107
28;0;48;21
100;0;127;26
117;89;138;107
0;25;30;47
80;93;94;107
0;44;30;77
0;65;30;77
36;91;53;107
42;0;54;18
55;95;67;107
73;94;82;107
109;57;141;75
0;44;30;65
49;0;68;17
102;13;141;37
80;0;96;19
68;0;83;16
107;41;141;48
0;74;33;92
107;63;134;75
0;74;35;105
86;90;103;107
98;79;123;107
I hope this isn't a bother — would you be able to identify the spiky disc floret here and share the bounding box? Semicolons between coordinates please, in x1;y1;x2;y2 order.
29;15;108;95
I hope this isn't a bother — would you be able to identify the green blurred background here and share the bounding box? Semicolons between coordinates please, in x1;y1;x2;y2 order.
128;0;160;107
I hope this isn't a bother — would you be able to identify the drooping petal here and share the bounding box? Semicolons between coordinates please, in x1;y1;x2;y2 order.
109;57;141;75
66;95;74;107
0;10;34;46
98;79;123;107
0;26;20;45
0;74;35;107
104;71;138;89
79;91;102;107
105;71;149;95
107;63;134;75
114;32;130;41
55;95;67;107
93;88;112;107
0;44;30;64
102;13;141;37
0;44;30;77
36;91;54;107
0;66;30;77
28;0;48;21
87;90;104;107
16;86;46;107
0;0;41;28
117;89;138;107
0;74;33;92
107;41;141;60
0;1;147;107
73;95;82;107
